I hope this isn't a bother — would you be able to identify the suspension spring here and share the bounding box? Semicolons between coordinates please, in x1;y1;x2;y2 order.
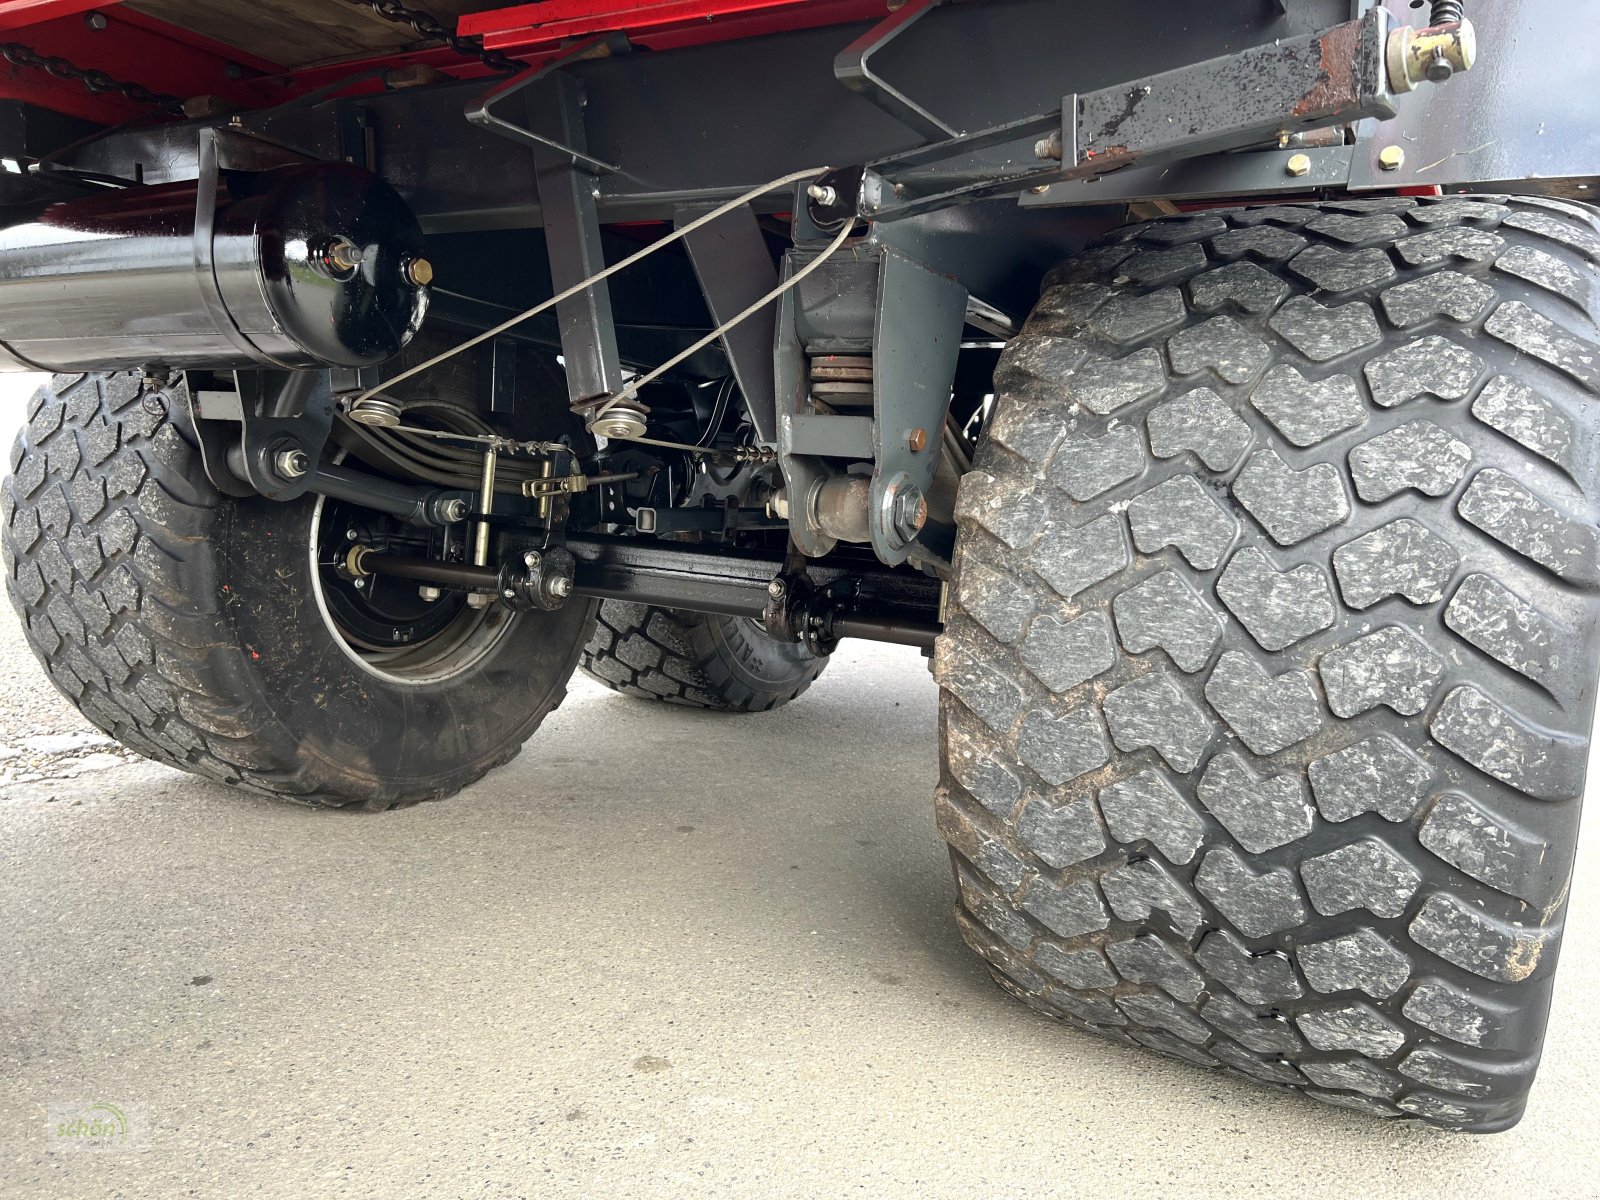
808;353;874;411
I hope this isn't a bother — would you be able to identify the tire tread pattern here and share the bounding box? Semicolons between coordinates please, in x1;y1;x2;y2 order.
936;195;1600;1131
2;371;578;809
580;599;826;712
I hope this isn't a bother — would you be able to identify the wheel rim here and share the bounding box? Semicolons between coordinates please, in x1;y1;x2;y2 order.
307;406;515;686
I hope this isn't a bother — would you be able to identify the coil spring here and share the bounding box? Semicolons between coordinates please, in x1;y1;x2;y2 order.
1430;0;1465;26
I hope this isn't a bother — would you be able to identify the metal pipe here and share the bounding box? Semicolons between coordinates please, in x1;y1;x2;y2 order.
351;533;946;648
354;552;498;591
307;462;469;527
473;446;498;567
830;614;940;649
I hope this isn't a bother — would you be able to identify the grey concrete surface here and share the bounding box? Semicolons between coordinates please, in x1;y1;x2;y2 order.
0;378;1597;1198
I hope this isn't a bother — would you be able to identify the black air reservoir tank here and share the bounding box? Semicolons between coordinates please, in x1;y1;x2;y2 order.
0;162;430;372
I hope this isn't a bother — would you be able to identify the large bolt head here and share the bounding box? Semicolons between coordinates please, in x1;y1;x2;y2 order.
1378;144;1406;171
1285;152;1311;178
402;256;434;287
889;484;928;544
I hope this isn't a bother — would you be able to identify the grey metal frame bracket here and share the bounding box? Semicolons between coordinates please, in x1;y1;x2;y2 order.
867;246;965;566
833;0;957;143
465;32;635;178
676;201;782;446
774;239;965;565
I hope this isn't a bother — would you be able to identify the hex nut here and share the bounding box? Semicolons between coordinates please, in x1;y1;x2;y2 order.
1285;153;1312;178
274;448;309;479
1378;144;1406;171
889;484;928;544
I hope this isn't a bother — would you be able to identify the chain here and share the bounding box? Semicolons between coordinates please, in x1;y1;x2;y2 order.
0;42;182;111
353;1;520;74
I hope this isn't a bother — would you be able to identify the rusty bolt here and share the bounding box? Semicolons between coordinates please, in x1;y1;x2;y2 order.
1378;145;1406;172
908;427;928;452
1285;153;1311;178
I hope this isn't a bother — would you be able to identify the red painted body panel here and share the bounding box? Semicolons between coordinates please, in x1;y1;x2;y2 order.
0;0;890;122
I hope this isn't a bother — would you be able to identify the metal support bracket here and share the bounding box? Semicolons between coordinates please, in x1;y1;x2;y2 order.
775;231;965;567
231;370;336;501
676;200;781;445
833;0;956;142
529;74;627;407
189;369;335;502
857;7;1401;221
868;246;964;566
464;33;633;177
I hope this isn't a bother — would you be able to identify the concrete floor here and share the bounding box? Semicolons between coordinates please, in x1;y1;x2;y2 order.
0;377;1597;1198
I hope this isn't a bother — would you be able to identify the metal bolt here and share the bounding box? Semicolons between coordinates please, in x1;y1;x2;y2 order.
324;238;363;274
353;577;366;590
346;528;360;541
402;256;434;287
418;585;442;602
223;62;243;81
908;427;928;452
440;498;467;523
274;448;310;478
523;550;542;570
768;578;786;598
1425;48;1454;84
503;588;516;599
1378;144;1406;171
806;183;838;207
887;483;928;544
1285;153;1312;178
466;593;489;609
549;576;574;598
84;11;107;30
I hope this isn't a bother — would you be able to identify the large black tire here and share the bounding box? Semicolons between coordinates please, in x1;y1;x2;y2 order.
580;599;827;711
937;195;1600;1131
1;370;595;809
